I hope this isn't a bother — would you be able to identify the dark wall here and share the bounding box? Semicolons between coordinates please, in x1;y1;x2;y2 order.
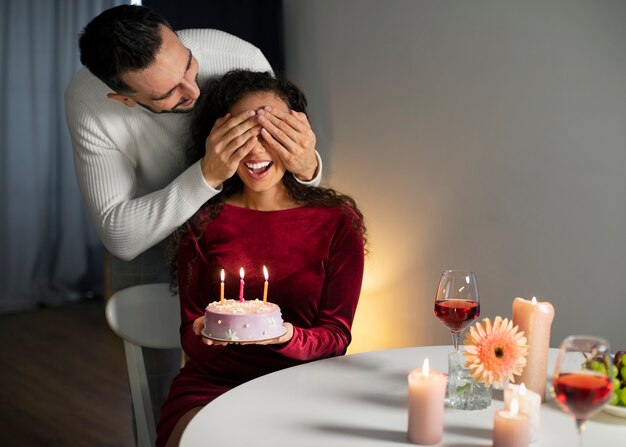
143;0;285;74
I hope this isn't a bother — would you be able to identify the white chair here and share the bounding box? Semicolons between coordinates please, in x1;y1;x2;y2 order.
105;283;181;447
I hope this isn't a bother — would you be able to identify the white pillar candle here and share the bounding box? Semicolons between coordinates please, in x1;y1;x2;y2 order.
512;296;555;401
504;383;541;443
407;358;447;445
493;398;530;447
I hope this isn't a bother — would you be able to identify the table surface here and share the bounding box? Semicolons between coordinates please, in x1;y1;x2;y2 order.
180;345;625;446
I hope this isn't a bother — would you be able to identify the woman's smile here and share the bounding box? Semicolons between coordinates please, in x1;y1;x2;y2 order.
244;160;273;178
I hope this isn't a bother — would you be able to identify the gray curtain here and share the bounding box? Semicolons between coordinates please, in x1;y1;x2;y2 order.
0;0;127;313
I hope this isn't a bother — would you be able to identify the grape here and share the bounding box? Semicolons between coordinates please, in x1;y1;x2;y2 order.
589;360;606;374
610;350;626;407
610;392;620;406
620;388;626;406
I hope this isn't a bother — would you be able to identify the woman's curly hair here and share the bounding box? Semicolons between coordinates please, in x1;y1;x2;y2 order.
168;70;367;288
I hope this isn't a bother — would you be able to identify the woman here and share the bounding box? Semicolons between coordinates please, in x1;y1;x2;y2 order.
157;70;366;447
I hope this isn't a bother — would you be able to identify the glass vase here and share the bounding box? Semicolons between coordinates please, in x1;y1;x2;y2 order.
447;350;492;410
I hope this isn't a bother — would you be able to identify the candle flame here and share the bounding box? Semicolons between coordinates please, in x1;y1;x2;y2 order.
263;265;268;280
531;296;537;304
423;358;430;376
240;267;244;279
220;269;225;282
519;383;526;395
510;397;519;416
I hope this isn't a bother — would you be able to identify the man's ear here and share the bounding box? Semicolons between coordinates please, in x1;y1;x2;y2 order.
107;92;137;107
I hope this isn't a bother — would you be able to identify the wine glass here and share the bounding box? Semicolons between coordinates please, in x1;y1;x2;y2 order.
551;335;614;446
434;270;480;351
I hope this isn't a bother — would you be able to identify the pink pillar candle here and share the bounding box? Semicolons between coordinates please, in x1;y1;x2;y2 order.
407;358;447;445
504;383;541;443
493;398;530;447
512;296;555;401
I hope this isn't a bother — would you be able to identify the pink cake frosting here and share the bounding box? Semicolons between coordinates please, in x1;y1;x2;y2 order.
203;299;285;342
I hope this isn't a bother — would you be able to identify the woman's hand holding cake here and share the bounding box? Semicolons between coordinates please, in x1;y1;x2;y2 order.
192;317;228;346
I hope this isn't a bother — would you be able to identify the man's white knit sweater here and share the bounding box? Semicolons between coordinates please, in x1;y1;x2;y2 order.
65;29;275;261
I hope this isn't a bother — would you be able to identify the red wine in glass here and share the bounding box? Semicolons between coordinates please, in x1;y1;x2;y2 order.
434;299;480;332
434;270;480;351
553;372;613;421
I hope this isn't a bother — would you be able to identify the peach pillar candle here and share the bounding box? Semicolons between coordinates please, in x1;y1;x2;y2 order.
504;383;541;443
493;398;530;447
262;265;269;304
512;296;555;401
407;358;447;445
220;269;225;304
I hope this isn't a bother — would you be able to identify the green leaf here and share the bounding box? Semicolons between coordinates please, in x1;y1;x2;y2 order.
455;383;472;394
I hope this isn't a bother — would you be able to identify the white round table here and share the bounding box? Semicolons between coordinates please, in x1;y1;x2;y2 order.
180;346;625;446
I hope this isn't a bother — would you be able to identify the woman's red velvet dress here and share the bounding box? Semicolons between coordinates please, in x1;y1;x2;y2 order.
156;204;365;446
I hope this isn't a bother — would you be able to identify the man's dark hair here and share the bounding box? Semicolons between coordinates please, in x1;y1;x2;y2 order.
78;5;172;93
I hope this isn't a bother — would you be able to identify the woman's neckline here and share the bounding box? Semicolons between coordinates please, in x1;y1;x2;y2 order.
224;191;302;212
222;202;304;212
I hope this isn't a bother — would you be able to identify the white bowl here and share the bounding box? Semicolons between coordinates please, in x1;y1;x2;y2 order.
603;404;626;418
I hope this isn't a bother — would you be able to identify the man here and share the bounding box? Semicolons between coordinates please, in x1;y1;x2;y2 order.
64;4;321;426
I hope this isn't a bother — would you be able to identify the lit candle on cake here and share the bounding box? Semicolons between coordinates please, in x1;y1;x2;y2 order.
262;265;269;304
504;383;541;443
239;267;245;302
493;398;530;447
220;269;225;304
407;358;447;445
512;296;555;401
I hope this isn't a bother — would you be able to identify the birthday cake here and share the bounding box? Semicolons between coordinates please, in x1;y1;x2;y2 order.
203;299;285;342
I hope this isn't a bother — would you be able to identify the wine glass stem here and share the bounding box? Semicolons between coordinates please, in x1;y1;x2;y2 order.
575;418;586;447
451;331;461;351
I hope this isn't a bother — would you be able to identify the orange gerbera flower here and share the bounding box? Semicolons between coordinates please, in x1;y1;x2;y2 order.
463;316;528;387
